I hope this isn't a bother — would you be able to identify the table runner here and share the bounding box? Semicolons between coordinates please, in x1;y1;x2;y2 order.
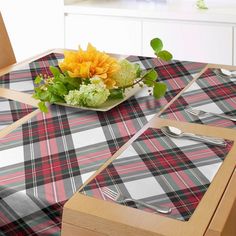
161;68;236;128
81;127;233;221
0;53;206;235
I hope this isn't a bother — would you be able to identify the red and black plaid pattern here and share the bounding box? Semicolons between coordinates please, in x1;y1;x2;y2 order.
0;97;37;131
161;68;236;128
128;56;206;107
0;53;206;235
0;197;64;236
81;128;233;221
0;53;64;93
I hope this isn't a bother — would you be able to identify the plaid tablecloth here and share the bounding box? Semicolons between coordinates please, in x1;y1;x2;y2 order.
0;53;206;235
81;127;233;221
0;97;36;131
161;68;236;128
0;53;63;93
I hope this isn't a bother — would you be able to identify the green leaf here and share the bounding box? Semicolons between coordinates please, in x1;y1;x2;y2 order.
157;50;173;61
143;78;155;87
52;82;68;96
153;82;167;99
38;90;51;101
134;63;142;78
63;74;82;89
109;88;124;99
38;101;48;113
150;38;163;54
34;75;43;84
142;69;157;86
49;93;65;103
50;66;61;77
143;69;157;80
32;88;42;99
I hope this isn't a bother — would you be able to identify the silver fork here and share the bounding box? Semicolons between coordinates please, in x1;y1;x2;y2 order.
101;187;171;214
185;106;236;122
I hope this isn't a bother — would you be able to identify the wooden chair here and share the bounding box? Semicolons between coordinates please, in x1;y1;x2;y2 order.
0;12;16;69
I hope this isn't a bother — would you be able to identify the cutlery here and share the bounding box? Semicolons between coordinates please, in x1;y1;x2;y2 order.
102;187;171;214
185;106;236;122
160;126;227;147
213;68;236;79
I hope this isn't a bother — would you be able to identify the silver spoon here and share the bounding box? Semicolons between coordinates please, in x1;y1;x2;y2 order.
160;126;227;147
213;68;236;79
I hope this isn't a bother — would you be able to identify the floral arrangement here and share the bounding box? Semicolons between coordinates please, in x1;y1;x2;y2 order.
33;38;172;112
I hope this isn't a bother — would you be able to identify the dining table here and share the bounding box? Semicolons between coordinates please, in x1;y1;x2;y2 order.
0;49;236;236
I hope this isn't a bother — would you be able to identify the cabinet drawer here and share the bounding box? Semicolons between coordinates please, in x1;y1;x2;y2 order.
142;20;233;65
65;14;142;56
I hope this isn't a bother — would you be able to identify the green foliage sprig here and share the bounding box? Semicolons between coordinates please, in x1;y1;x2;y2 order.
114;38;173;98
196;0;208;9
145;38;173;98
32;66;82;112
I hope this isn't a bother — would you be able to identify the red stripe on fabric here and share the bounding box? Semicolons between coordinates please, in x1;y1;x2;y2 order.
39;140;49;157
11;71;32;79
185;149;216;161
0;211;11;225
44;182;55;203
185;93;210;104
0;172;25;185
77;149;112;165
115;162;149;175
142;137;166;152
0;114;13;120
167;78;188;90
55;179;67;202
168;172;191;189
177;171;199;188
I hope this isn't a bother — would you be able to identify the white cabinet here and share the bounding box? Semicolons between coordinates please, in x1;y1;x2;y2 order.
64;14;142;56
64;0;236;66
234;27;236;66
142;20;233;65
0;0;64;62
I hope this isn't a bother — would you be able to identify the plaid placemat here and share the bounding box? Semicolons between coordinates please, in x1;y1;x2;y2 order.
81;127;233;221
0;97;36;131
161;68;236;128
0;54;206;235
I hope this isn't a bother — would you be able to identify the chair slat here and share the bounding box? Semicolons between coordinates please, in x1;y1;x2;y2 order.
0;12;16;69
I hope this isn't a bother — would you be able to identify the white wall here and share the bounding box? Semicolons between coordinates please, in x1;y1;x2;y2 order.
0;0;64;62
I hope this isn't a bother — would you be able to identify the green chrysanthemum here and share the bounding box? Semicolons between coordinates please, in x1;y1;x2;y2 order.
111;59;138;87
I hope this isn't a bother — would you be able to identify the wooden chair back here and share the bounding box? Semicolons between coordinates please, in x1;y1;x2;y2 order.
0;12;16;69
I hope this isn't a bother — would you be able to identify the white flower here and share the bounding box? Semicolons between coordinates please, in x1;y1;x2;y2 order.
64;90;81;106
64;78;110;107
90;76;105;86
